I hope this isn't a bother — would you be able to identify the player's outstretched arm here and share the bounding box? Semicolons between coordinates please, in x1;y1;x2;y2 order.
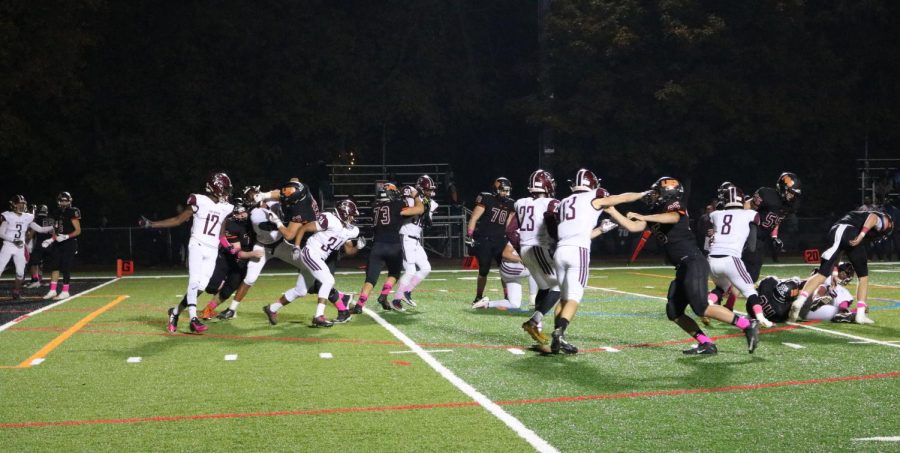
593;191;648;209
143;208;193;229
606;207;646;233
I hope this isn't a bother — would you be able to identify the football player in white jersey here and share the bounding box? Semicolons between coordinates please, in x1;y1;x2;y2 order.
514;169;563;345
263;200;362;327
0;195;55;299
803;262;859;322
705;185;769;326
548;169;645;354
141;172;234;334
472;242;531;310
390;175;438;308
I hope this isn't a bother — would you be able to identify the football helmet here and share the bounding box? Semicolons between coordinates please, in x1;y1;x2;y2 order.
279;181;309;206
416;175;436;198
493;177;512;197
241;185;261;204
645;177;684;208
571;169;600;192
776;172;801;202
57;191;73;208
36;204;48;217
835;262;855;286
775;277;802;300
335;199;359;225
872;211;894;246
9;195;27;213
231;198;248;216
206;172;233;200
527;169;555;197
376;182;400;201
719;183;744;208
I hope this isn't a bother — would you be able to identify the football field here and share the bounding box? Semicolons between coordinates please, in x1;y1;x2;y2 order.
1;263;898;452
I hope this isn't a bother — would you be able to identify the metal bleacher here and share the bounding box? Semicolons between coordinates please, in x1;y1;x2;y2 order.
326;163;468;258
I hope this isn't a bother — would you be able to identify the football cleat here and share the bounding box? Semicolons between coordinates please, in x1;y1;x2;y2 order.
854;311;875;325
744;319;760;353
42;290;57;300
189;317;208;333
550;329;578;354
390;298;405;311
522;319;549;344
683;342;718;355
832;311;855;323
311;315;334;328
334;310;352;324
24;281;42;289
401;291;417;308
262;305;278;325
349;304;365;315
471;297;490;309
216;309;236;320
54;291;71;300
199;305;218;320
166;307;179;334
378;294;392;311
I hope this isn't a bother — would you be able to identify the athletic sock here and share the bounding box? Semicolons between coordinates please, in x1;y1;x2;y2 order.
335;293;348;311
692;331;712;344
62;284;70;293
357;293;368;307
556;317;570;333
270;302;284;312
187;304;197;319
731;315;750;330
229;300;240;311
380;282;393;296
315;303;326;317
49;282;57;292
724;291;737;310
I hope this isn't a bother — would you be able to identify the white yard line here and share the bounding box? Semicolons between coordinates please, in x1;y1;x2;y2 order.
782;343;805;349
852;436;900;442
390;349;454;354
586;285;900;349
365;307;558;453
0;278;120;333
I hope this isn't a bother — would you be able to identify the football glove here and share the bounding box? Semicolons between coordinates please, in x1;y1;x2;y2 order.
754;312;774;329
464;235;475;247
599;219;618;233
138;215;152;228
266;210;284;228
356;236;367;250
771;236;784;251
291;246;301;261
55;234;69;242
41;238;54;248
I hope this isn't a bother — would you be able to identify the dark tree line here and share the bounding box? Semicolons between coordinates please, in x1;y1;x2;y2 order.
2;1;899;224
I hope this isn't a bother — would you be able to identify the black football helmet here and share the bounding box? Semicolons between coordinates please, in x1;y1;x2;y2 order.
335;199;359;225
206;172;233;200
776;172;801;202
571;169;600;192
231;197;248;216
36;204;49;217
57;191;73;208
835;262;855;286
493;177;512;197
376;182;400;201
416;175;436;198
645;177;684;208
279;181;309;206
241;185;261;205
872;211;894;246
9;195;27;213
719;183;744;209
527;169;555;197
775;277;802;301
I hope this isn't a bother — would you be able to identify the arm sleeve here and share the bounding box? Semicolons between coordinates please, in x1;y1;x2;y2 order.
30;222;55;234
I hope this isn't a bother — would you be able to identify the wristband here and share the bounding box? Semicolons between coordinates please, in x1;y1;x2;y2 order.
861;226;870;234
467;228;474;236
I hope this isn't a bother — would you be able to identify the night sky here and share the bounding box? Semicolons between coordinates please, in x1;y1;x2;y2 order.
2;0;899;224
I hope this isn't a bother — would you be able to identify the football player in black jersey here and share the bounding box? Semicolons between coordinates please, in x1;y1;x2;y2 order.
42;192;82;300
26;204;52;289
607;177;761;355
742;172;801;281
465;177;516;305
751;276;801;325
350;183;423;313
198;199;264;320
789;209;893;324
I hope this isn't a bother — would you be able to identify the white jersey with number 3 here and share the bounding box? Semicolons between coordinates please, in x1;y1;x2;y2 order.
515;196;558;248
556;190;605;249
189;194;234;248
708;209;759;257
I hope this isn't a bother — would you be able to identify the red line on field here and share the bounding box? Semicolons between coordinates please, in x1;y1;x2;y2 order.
1;371;896;429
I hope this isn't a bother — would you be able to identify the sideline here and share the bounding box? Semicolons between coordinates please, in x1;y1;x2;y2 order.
0;278;120;333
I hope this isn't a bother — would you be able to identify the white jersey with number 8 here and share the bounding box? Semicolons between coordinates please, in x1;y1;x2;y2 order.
708;209;759;257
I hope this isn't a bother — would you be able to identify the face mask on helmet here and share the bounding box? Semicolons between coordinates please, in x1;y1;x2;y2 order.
9;195;27;214
206;172;233;200
836;262;855;285
416;175;436;198
777;172;801;203
335;200;358;225
528;170;555;197
37;204;49;217
57;192;73;208
279;181;308;206
646;177;683;208
376;182;400;201
493;177;512;197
